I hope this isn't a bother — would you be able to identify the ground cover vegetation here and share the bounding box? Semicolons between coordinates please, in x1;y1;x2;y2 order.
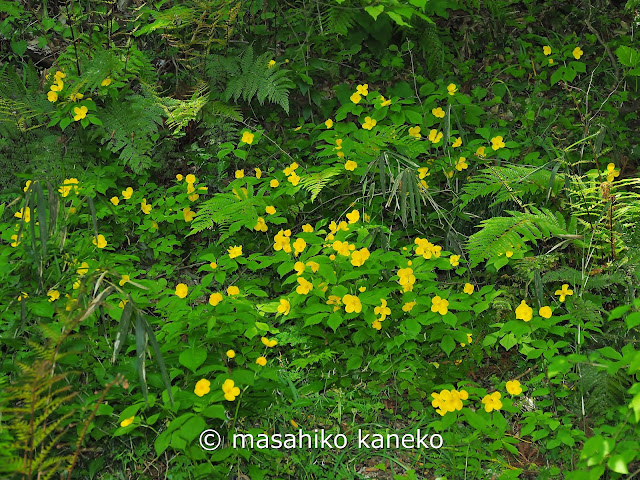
1;0;640;478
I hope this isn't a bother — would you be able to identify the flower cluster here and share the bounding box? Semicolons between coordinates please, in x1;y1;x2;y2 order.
414;238;442;259
397;267;416;292
431;389;468;416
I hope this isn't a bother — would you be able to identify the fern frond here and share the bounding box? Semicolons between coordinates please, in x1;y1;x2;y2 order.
461;165;562;207
190;192;259;237
221;45;294;113
467;207;578;266
299;166;342;202
99;93;164;172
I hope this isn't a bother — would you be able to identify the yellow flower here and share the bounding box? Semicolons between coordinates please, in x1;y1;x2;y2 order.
350;92;361;104
118;275;130;287
268;59;276;68
241;131;254;144
77;262;89;275
183;207;196;222
188;193;199;201
461;333;473;346
296;277;313;295
573;46;583;59
47;290;60;302
235;169;245;179
482;392;502;412
402;301;416;312
372;320;382;330
110;196;119;206
374;298;391;321
47;91;58;102
54;71;66;80
10;234;20;247
141;198;151;214
256;356;267;366
325;119;334;128
362;116;377;130
432;107;445;118
506;380;523;395
450;255;460;267
447;83;457;95
194;378;211;397
350;248;370;267
270;179;279;188
209;292;223;306
120;416;135;427
261;337;278;348
379;95;391;107
555;284;573;302
408;126;421;138
431;296;449;315
227;285;240;296
175;283;188;298
307;261;319;273
58;178;79;197
92;234;107;249
418;167;429;179
101;78;112;86
342;294;362;314
273;230;292;252
345;160;357;171
302;224;313;233
452;137;462;147
463;283;474;294
210;262;217;269
70;92;84;102
73;106;88;121
122;187;133;199
50;79;63;92
222;379;240;401
288;172;300;186
455;157;468;171
475;146;486;157
294;261;305;275
14;207;31;223
491;136;505;150
292;238;306;256
277;298;291;315
539;306;552;319
226;349;236;358
228;245;243;259
356;84;369;96
428;129;443;143
255;168;262;178
254;217;268;232
346;209;360;223
606;163;620;182
515;300;533;321
185;174;196;184
543;45;552;56
266;205;276;215
548;58;554;65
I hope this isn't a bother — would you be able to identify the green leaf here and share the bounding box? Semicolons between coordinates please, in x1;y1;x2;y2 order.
626;312;640;330
365;5;384;20
179;347;207;373
440;335;455;356
10;39;28;56
327;313;343;332
607;455;629;474
615;45;640;67
202;405;227;420
462;409;487;431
